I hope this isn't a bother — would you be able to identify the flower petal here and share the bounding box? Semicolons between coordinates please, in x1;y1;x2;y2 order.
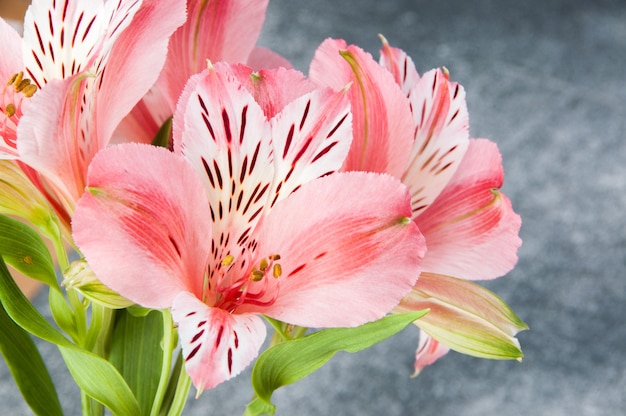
172;291;266;392
417;139;522;280
226;64;316;119
17;78;83;207
378;36;420;99
22;0;110;86
309;38;414;178
72;143;212;308
269;85;353;206
246;46;293;72
246;172;426;328
402;68;470;217
173;65;274;267
157;0;269;110
412;331;449;376
94;0;186;145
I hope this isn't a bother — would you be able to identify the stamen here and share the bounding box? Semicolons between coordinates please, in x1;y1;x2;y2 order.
250;270;264;281
259;258;269;272
21;84;37;98
273;264;282;278
4;104;16;117
7;72;22;87
16;79;31;92
221;254;235;267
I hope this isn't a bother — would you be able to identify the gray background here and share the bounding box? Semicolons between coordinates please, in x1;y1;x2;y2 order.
2;0;625;415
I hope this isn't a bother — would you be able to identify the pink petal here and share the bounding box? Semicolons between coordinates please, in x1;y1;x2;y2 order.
17;78;84;206
157;0;269;110
226;64;316;119
417;139;522;280
378;36;420;98
412;331;449;376
247;46;293;72
0;19;22;77
309;38;414;178
269;85;353;206
172;65;274;262
402;68;470;217
245;172;426;328
111;86;173;145
94;0;186;147
72;143;212;308
172;292;266;392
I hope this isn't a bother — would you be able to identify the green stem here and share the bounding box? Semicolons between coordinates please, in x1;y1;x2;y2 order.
164;353;192;416
84;302;114;356
150;309;175;416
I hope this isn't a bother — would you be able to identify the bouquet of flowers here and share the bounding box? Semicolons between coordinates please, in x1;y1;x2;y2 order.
0;1;527;415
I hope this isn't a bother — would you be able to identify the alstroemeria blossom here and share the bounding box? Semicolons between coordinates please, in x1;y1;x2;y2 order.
0;0;185;231
310;38;524;373
73;64;425;391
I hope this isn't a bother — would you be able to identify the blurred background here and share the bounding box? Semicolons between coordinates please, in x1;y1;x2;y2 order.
1;0;625;415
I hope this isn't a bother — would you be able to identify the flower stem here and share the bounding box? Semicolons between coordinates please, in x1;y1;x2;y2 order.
160;352;191;416
150;309;175;416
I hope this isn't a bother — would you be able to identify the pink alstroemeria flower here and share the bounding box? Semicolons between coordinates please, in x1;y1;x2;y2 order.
116;0;291;145
310;38;525;374
73;63;426;391
0;0;185;231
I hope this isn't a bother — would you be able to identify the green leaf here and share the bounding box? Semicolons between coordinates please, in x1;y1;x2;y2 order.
0;257;141;416
0;301;63;416
248;311;427;415
109;309;164;416
0;214;58;289
243;398;276;416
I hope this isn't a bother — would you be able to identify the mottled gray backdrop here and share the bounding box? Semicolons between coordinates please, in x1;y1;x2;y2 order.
1;0;625;415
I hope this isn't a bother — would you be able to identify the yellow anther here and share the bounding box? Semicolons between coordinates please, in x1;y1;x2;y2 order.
270;254;281;261
272;264;282;278
22;84;37;98
8;72;22;87
16;78;31;92
259;258;269;272
221;254;235;267
4;104;16;117
250;270;264;282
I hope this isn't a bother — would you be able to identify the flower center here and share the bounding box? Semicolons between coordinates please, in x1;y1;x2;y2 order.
211;253;282;312
1;72;38;152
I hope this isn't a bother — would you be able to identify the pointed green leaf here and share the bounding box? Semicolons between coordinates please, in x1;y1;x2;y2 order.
109;309;164;416
0;302;63;416
0;258;140;416
248;311;427;414
0;214;58;289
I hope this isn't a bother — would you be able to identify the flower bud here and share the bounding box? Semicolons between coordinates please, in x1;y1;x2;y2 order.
63;260;134;309
0;160;61;240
